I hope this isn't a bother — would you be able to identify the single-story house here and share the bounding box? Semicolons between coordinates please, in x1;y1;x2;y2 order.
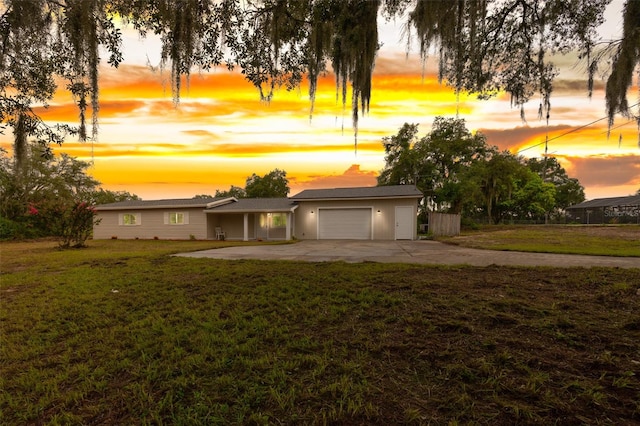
93;185;423;241
565;195;640;224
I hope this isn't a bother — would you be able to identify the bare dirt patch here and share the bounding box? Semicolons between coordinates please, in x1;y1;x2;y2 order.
573;224;639;240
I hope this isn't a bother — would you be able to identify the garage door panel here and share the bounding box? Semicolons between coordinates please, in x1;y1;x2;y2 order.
319;208;371;239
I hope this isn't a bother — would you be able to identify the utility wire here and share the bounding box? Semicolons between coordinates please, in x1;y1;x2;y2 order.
596;119;635;136
517;101;640;154
517;116;608;154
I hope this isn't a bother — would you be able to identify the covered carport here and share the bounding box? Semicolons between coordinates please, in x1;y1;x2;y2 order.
205;198;298;241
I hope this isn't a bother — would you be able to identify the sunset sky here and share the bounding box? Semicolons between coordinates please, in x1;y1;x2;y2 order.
2;1;638;201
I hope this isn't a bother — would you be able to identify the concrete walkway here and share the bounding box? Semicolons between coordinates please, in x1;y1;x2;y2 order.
175;240;640;268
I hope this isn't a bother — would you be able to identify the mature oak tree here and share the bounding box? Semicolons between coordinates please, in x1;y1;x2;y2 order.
214;185;247;199
378;117;489;213
378;120;585;223
1;0;638;159
463;149;525;223
463;150;559;223
525;157;585;214
214;168;290;198
244;168;290;198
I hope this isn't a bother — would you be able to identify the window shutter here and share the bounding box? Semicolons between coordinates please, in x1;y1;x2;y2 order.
164;212;169;225
136;213;142;225
183;212;189;224
118;214;123;226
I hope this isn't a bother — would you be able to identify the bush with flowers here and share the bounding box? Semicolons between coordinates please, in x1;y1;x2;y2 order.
54;201;101;248
1;147;137;242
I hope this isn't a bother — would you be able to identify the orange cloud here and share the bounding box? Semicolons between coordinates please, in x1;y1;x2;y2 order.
293;164;378;191
32;103;83;123
478;120;638;157
54;137;382;159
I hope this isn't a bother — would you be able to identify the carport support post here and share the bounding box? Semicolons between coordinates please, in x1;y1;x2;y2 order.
243;213;249;241
286;212;291;240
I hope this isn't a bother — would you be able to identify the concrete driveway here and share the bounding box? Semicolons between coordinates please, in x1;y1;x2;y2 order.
175;240;640;268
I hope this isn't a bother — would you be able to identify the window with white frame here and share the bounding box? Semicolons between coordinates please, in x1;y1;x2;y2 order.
165;212;189;225
271;213;287;227
170;212;184;225
120;213;140;226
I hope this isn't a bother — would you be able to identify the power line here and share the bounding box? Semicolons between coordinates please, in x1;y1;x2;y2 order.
596;119;635;136
517;101;640;154
517;116;608;154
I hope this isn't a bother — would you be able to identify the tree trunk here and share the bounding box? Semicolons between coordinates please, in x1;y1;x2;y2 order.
14;112;27;174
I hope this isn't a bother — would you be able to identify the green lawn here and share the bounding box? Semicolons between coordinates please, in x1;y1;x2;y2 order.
1;239;639;424
444;224;640;257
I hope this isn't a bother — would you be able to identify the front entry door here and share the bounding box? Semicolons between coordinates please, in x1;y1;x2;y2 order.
395;206;414;240
257;213;270;240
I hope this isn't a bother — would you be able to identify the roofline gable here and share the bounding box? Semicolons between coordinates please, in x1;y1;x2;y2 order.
205;205;298;214
206;197;237;208
205;198;298;213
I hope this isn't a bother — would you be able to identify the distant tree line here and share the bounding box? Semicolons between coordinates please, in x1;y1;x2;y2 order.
378;117;586;225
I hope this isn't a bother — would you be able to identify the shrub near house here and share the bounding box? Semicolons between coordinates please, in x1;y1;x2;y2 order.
55;201;100;248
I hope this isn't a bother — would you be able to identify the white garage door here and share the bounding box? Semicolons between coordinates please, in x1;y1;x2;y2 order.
318;208;372;239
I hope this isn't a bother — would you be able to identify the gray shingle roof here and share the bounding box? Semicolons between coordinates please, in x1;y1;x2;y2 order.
95;197;224;210
95;185;423;212
290;185;423;200
566;195;640;210
207;198;297;213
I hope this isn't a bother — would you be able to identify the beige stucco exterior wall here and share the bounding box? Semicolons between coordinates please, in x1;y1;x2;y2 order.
294;198;419;240
93;207;208;240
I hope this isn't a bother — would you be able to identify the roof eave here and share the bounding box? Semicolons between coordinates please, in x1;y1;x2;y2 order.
96;203;210;211
205;205;298;214
291;195;423;202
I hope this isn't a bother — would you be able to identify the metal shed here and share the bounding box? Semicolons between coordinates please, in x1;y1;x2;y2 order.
565;195;640;224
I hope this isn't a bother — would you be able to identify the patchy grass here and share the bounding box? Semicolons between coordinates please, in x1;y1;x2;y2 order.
1;239;639;425
0;238;290;272
444;225;640;257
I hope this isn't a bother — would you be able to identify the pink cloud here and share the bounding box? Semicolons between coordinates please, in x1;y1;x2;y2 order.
558;154;640;188
477;125;571;152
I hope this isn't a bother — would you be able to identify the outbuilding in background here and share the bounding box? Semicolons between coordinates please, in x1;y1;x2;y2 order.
565;195;640;224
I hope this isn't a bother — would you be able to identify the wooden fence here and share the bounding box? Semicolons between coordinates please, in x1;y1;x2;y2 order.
428;212;461;237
